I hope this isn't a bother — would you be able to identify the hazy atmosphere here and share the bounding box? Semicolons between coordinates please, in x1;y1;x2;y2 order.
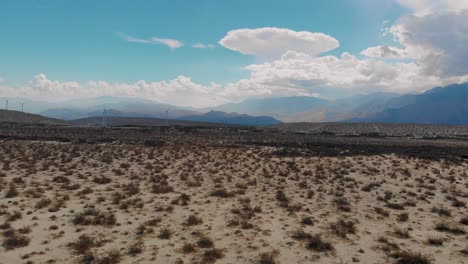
2;0;468;107
1;1;467;264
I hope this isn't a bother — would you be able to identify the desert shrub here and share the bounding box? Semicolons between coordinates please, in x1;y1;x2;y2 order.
394;228;410;238
291;229;312;241
390;250;432;264
35;198;52;209
306;234;334;252
375;207;390;217
301;216;314;226
186;215;202;226
181;243;196;254
158;228;172;239
434;222;465;235
275;190;288;202
5;184;19;198
210;188;232;198
72;209;117;226
2;229;30;250
431;207;451;217
202;248;224;263
68;234;103;254
330;219;356;238
397;213;409;222
258;251;279;264
151;183;174;194
426;236;444;246
460;216;468;226
93;176;112;184
197;235;214;248
128;239;144;256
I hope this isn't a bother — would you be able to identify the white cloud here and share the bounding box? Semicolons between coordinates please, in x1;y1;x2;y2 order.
221;51;468;100
398;0;468;16
218;27;339;60
192;43;215;49
361;45;408;59
4;14;468;108
388;10;468;76
0;74;226;108
117;32;183;49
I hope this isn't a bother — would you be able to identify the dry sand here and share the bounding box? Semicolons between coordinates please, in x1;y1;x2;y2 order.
0;140;467;264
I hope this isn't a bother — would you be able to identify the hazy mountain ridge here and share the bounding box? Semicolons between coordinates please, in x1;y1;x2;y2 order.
2;82;467;125
351;83;468;125
177;110;282;126
0;109;66;125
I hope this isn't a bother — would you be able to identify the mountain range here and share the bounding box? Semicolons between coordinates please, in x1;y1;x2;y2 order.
1;82;467;125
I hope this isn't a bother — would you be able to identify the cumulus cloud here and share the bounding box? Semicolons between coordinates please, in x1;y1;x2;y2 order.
398;0;468;16
361;1;468;78
389;10;468;76
221;51;468;100
0;74;226;108
192;43;215;49
219;27;339;60
361;45;407;59
117;32;183;49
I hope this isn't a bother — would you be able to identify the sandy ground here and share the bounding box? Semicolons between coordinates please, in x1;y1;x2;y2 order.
0;140;467;264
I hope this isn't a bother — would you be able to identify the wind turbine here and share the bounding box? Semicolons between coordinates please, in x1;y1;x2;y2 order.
102;105;108;128
19;102;25;113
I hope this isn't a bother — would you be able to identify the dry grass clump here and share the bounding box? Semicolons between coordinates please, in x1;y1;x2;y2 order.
68;234;106;255
5;184;19;198
394;227;410;238
35;198;52;209
426;236;444;246
306;234;334;252
330;219;356;238
460;216;468;226
431;207;451;217
186;215;203;226
181;243;197;254
2;229;30;250
434;222;465;235
258;250;279;264
333;197;351;212
210;188;232;198
197;235;214;248
72;209;117;226
202;248;224;263
390;250;432;264
127;239;145;256
151;182;174;194
158;227;172;239
397;212;409;222
81;249;122;264
301;216;314;226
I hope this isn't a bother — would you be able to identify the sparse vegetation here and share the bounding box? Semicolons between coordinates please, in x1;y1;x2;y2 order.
0;125;466;263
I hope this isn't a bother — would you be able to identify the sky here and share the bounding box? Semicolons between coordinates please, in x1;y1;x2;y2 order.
1;0;468;107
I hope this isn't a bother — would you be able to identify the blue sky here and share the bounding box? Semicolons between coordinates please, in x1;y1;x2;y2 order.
1;0;467;107
1;0;404;84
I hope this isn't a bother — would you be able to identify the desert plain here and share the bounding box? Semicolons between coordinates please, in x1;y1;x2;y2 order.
0;125;467;264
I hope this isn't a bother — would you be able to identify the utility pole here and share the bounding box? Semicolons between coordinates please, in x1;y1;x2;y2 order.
165;109;169;127
102;107;107;128
5;100;8;111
